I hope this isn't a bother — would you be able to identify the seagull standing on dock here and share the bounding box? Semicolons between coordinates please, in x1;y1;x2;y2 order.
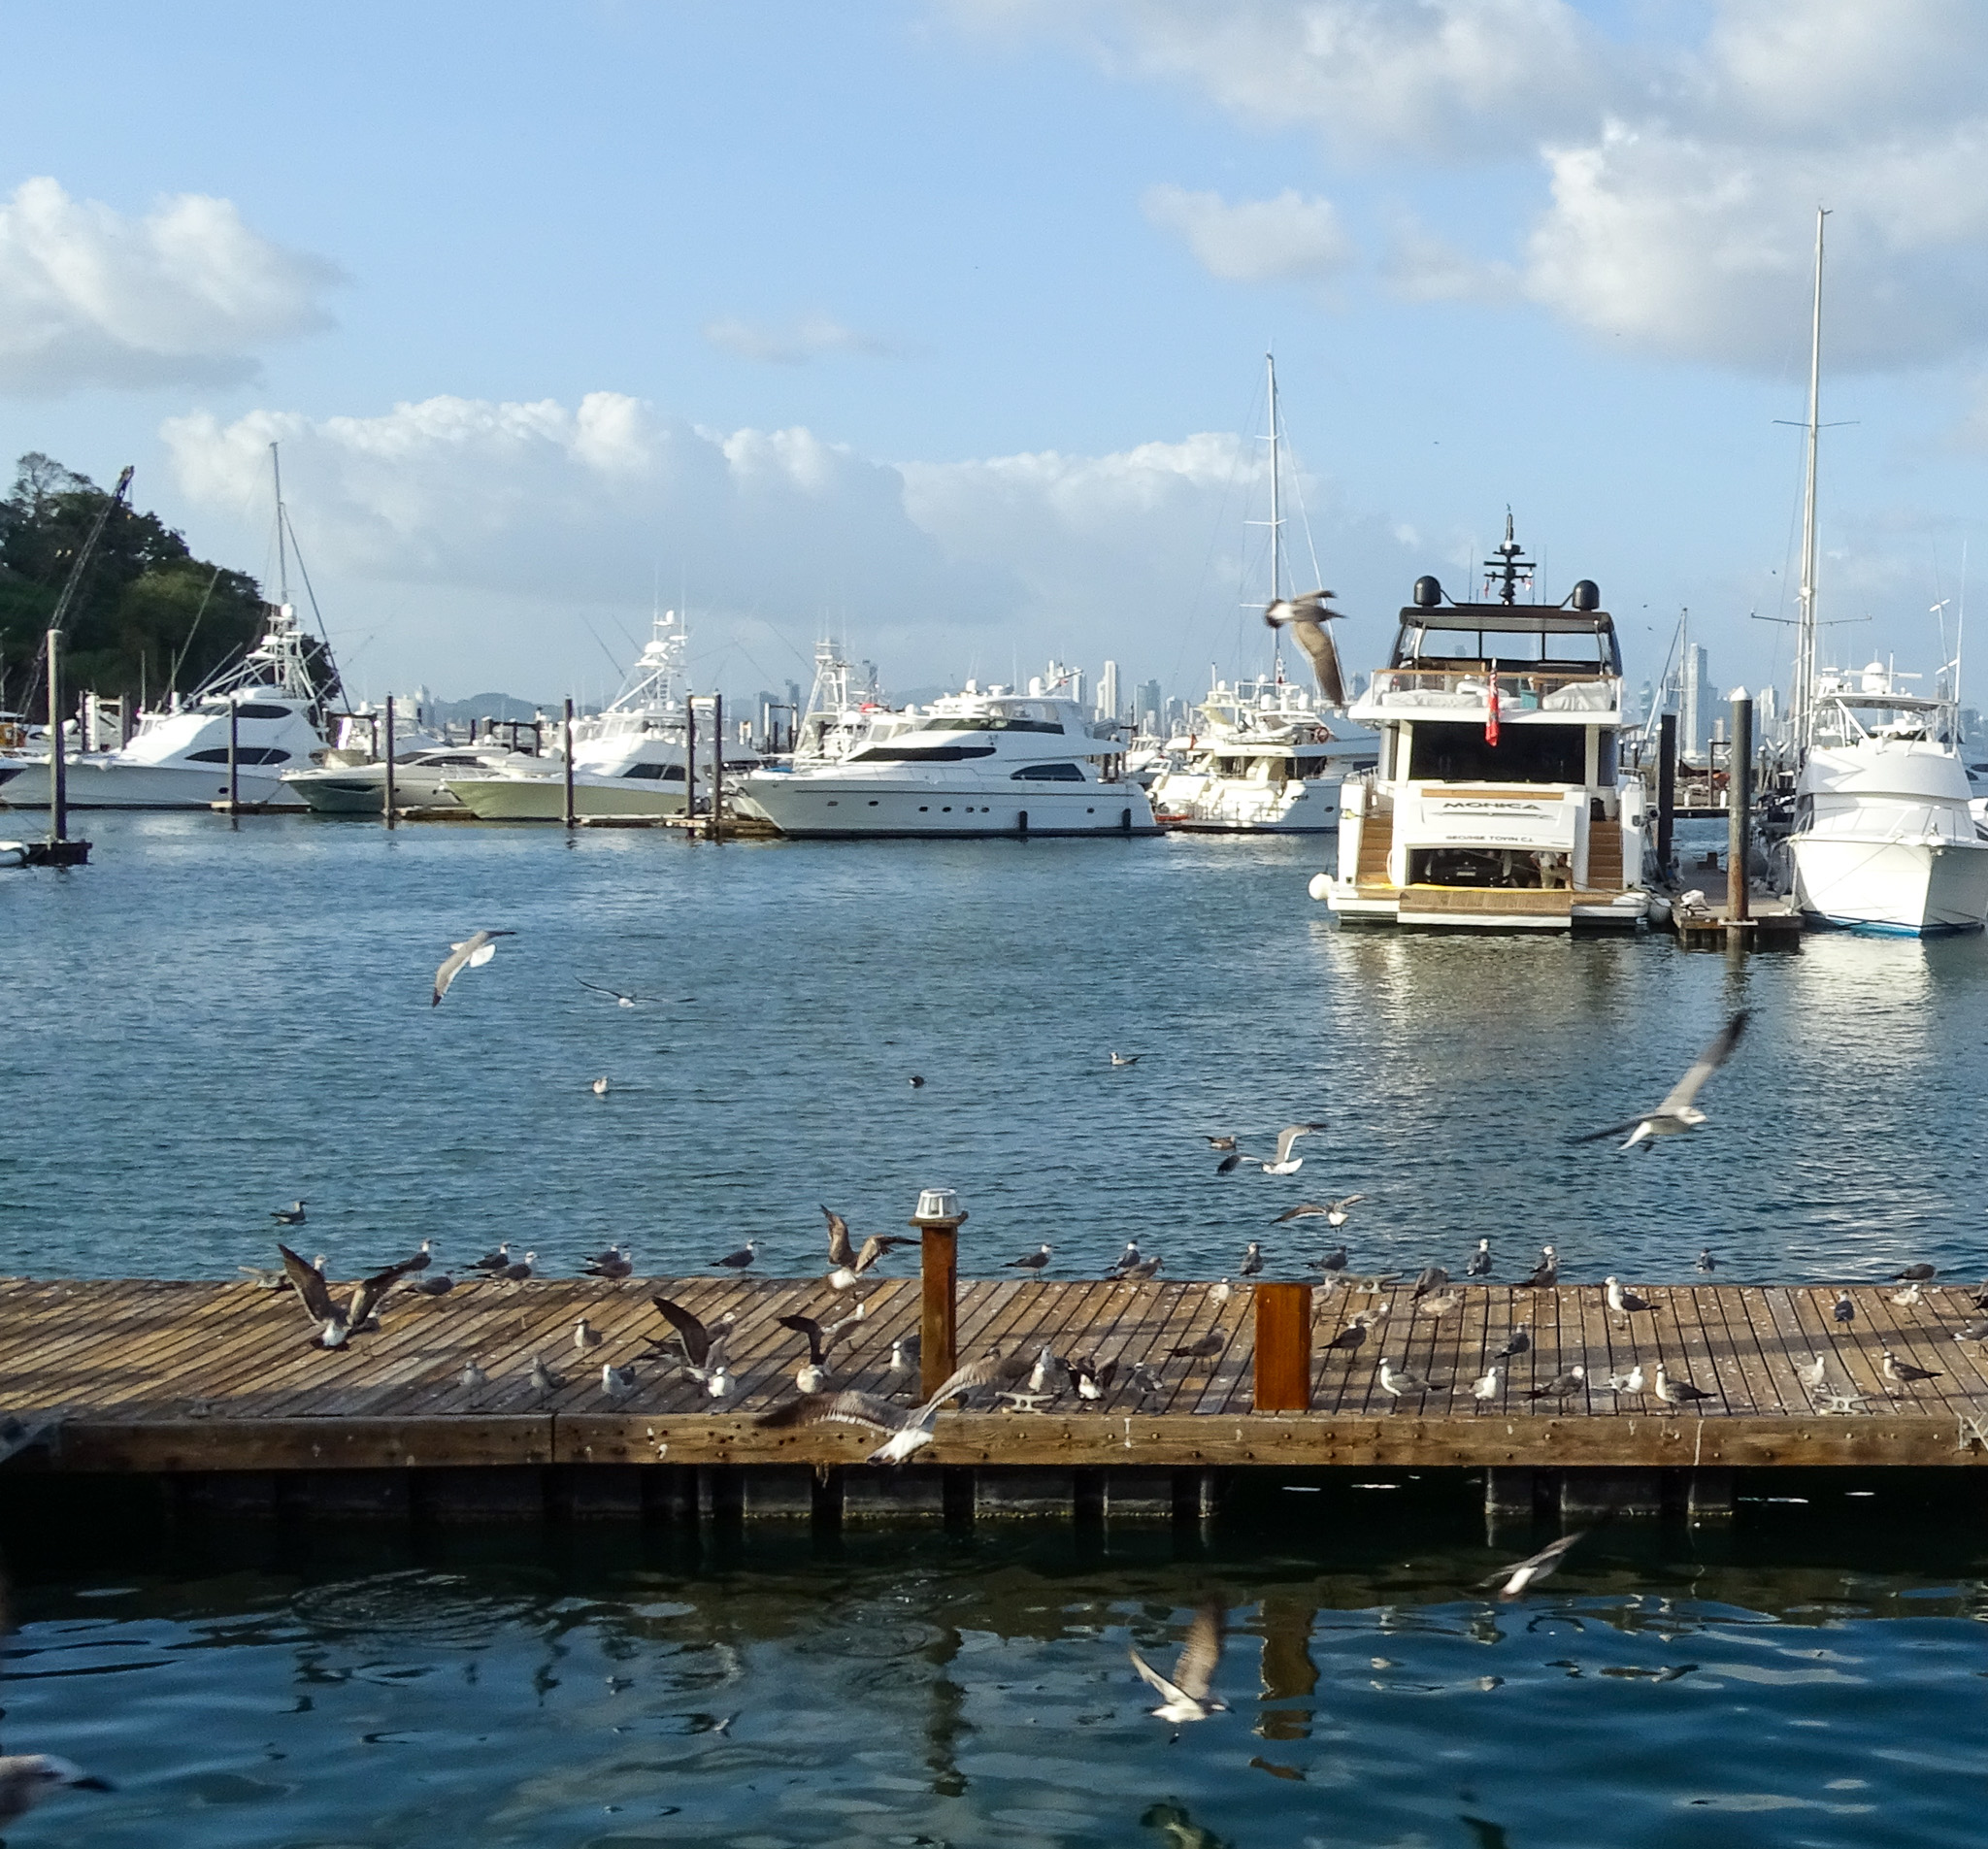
1797;1354;1829;1391
1605;1277;1655;1319
1466;1238;1491;1277
777;1309;864;1394
574;1318;603;1352
822;1208;912;1292
1494;1324;1532;1360
1239;1241;1264;1277
1378;1358;1439;1404
459;1358;486;1392
582;1246;633;1279
1006;1244;1052;1271
1527;1366;1586;1401
1516;1247;1558;1290
1571;1010;1751;1150
497;1250;536;1281
1258;1123;1327;1175
1121;1254;1165;1281
468;1242;512;1273
432;929;516;1007
1881;1350;1941;1390
602;1363;636;1399
1480;1532;1587;1599
1652;1364;1715;1407
1834;1292;1855;1327
1469;1365;1501;1401
1128;1602;1229;1728
1108;1241;1142;1277
1411;1266;1449;1301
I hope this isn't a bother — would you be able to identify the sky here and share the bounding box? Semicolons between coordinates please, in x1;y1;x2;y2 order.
6;0;1988;713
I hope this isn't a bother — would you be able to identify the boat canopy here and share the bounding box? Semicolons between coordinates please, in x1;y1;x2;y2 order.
1387;603;1623;675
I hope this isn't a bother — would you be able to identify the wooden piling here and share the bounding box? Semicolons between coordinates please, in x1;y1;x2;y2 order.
1727;693;1753;928
912;1197;968;1402
1251;1282;1312;1411
1655;710;1677;875
382;693;396;828
562;698;576;831
683;698;697;842
711;694;724;843
226;698;240;815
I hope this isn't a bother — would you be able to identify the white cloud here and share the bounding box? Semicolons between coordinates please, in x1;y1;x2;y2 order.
0;177;338;394
160;390;1418;693
1382;218;1518;304
1142;184;1353;282
702;314;897;364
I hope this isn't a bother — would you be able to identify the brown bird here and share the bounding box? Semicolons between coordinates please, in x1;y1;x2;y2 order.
1264;591;1348;707
822;1206;912;1291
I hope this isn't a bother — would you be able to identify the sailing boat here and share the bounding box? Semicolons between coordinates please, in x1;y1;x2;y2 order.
1782;213;1988;934
0;446;342;811
1149;356;1376;833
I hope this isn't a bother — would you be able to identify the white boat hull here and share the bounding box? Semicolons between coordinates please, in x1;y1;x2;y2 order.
0;757;303;809
740;776;1156;838
1153;772;1343;832
1791;836;1988;934
445;776;687;820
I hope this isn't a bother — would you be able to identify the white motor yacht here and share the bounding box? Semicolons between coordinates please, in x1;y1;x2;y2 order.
1787;665;1988;935
282;743;536;814
1311;521;1650;930
0;603;334;810
738;678;1158;838
1152;677;1376;832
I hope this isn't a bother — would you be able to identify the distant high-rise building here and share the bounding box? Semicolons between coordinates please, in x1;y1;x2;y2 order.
1096;660;1121;722
1680;644;1711;763
1137;678;1163;736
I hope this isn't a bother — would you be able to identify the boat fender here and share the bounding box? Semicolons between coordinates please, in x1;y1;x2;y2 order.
1308;873;1332;902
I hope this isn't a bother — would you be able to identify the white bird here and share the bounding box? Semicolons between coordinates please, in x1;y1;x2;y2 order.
1264;589;1349;707
0;1755;114;1826
1469;1366;1501;1401
1652;1364;1715;1407
591;1076;611;1097
1378;1357;1438;1403
1466;1238;1491;1276
1208;1278;1234;1307
755;1350;1035;1463
1797;1353;1829;1391
1601;1364;1646;1393
706;1363;733;1399
1479;1531;1587;1599
1572;1010;1750;1149
1889;1282;1925;1307
1605;1277;1655;1317
1259;1122;1327;1175
1110;1051;1142;1067
432;929;516;1006
1028;1343;1058;1394
574;1318;603;1351
602;1362;636;1399
576;978;686;1007
527;1354;562;1395
1128;1602;1229;1726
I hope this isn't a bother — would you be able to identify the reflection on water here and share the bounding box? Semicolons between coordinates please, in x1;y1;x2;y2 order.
8;813;1988;1287
3;1498;1986;1848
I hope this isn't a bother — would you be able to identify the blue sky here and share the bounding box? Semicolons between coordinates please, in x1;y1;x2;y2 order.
5;1;1988;711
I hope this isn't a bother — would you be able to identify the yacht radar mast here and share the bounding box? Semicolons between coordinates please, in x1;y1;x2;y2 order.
1483;511;1535;606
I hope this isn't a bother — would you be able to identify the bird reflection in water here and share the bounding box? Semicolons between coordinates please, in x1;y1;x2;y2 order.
1142;1799;1233;1848
921;1623;968;1798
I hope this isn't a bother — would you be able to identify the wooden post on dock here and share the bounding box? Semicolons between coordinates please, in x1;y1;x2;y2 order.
683;698;698;841
382;694;397;828
911;1190;967;1403
1656;710;1677;875
1252;1282;1312;1411
45;628;66;846
711;694;724;842
1727;691;1753;925
562;698;576;830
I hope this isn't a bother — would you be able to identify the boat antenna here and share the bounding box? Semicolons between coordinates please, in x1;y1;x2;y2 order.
1793;207;1828;756
271;443;289;609
1483;509;1533;605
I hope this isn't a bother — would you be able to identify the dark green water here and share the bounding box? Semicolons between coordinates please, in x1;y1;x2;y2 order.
4;1481;1986;1847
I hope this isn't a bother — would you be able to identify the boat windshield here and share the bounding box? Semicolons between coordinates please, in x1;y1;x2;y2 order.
924;715;1065;734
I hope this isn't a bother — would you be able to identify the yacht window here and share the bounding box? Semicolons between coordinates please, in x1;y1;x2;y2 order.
924;715;1065;735
620;762;665;779
186;746;291;766
231;703;294;720
1011;762;1085;781
1406;721;1583;784
849;743;997;763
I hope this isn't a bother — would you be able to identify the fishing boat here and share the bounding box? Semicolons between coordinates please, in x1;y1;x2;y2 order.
1310;518;1651;929
1775;212;1988;934
1150;356;1375;832
737;677;1157;838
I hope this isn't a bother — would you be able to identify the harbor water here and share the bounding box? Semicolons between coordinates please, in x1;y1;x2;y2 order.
6;814;1988;1846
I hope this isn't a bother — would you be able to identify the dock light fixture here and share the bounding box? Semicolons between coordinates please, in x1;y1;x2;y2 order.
911;1188;969;1401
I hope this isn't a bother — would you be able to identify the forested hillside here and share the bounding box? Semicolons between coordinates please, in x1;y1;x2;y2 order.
0;453;267;712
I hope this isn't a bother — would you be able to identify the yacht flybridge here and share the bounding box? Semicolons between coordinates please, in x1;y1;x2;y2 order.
1312;521;1650;929
738;678;1157;838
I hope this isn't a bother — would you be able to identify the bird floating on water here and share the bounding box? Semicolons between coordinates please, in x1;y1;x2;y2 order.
1110;1052;1141;1067
1480;1531;1586;1599
1571;1010;1750;1150
272;1200;307;1226
433;929;516;1006
1129;1602;1229;1728
1516;1246;1558;1290
1206;1135;1237;1151
1695;1248;1717;1272
908;1074;925;1087
1892;1263;1938;1282
1466;1238;1491;1277
1239;1241;1263;1277
591;1076;611;1097
576;978;688;1007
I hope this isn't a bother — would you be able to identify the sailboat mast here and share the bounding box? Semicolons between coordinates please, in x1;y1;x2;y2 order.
1794;208;1827;755
1266;351;1282;680
271;442;290;608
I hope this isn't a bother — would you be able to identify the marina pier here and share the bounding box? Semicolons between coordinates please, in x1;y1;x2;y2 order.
6;1270;1983;1525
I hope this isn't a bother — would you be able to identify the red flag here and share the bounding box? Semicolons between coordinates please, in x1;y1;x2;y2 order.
1485;668;1501;746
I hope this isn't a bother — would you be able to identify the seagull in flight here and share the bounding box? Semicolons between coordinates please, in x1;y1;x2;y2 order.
0;1755;115;1827
1258;1122;1327;1175
647;1295;736;1390
1480;1531;1587;1599
755;1350;1035;1462
576;978;690;1007
1264;590;1349;707
433;929;516;1006
777;1306;865;1393
1128;1602;1229;1727
1571;1010;1750;1149
278;1244;422;1349
1273;1195;1363;1227
821;1207;911;1291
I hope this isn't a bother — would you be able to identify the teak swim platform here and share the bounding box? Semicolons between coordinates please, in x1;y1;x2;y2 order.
3;1273;1985;1526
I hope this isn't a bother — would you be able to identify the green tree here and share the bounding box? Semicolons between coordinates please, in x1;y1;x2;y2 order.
0;453;269;712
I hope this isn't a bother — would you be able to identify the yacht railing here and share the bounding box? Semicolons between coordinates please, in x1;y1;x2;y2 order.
1364;667;1620;710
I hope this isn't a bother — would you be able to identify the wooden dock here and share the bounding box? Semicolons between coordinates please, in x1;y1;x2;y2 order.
3;1274;1984;1520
